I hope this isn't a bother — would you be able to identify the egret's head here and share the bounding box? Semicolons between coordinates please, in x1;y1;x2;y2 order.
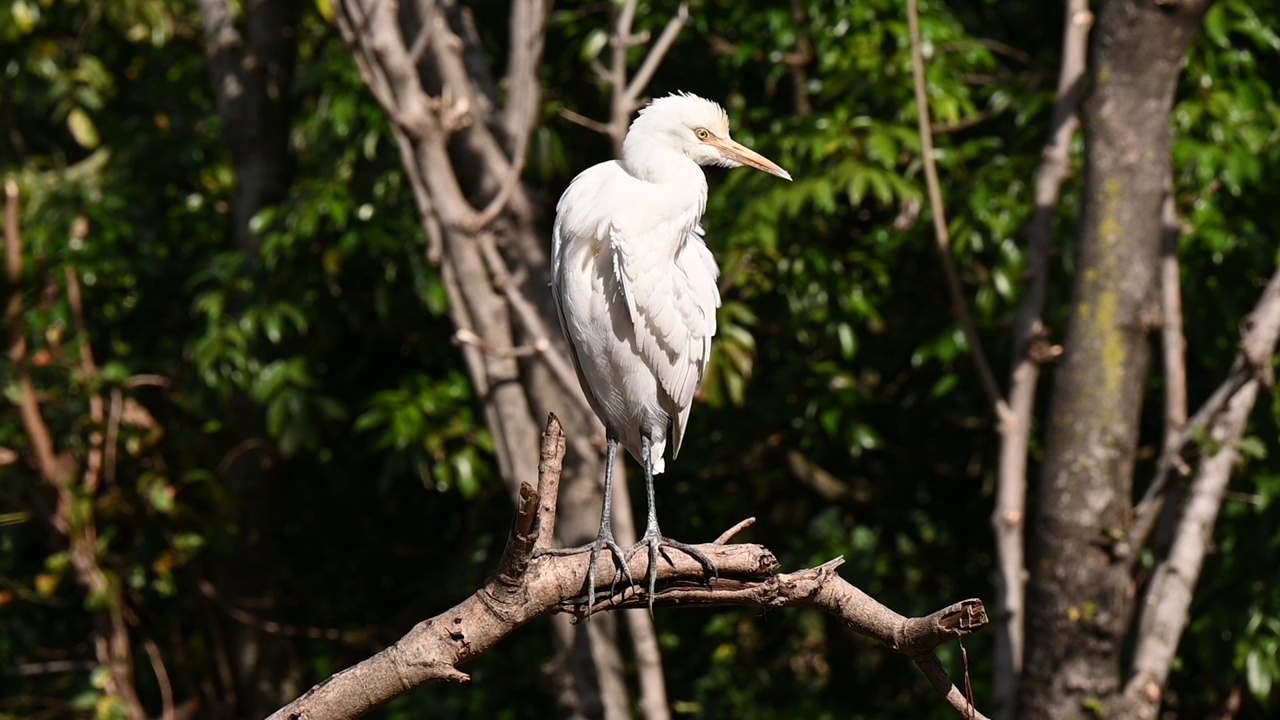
629;93;792;180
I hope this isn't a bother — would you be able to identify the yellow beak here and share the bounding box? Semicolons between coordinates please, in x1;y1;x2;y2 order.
706;136;792;181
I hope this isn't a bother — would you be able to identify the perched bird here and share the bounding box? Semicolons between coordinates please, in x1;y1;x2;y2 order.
550;92;791;611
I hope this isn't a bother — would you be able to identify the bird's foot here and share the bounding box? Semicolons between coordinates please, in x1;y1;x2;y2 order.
538;533;634;612
628;529;718;615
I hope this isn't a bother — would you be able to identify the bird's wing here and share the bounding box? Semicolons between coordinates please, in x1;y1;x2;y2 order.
611;221;721;457
549;182;609;425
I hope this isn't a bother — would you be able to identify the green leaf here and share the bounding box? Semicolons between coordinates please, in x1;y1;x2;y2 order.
67;107;100;148
1237;435;1267;460
580;29;608;62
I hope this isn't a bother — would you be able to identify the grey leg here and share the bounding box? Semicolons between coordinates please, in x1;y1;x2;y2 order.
630;434;716;615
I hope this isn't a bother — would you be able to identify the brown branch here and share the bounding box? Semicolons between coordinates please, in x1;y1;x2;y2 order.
5;181;60;487
65;265;107;493
533;414;567;550
563;0;690;154
466;155;526;231
5;182;146;720
500;0;549;149
714;516;756;544
1122;382;1258;718
991;2;1090;716
267;417;991;720
142;638;176;720
453;328;540;358
622;3;689;108
104;388;122;487
1126;268;1280;566
905;0;1013;429
558;107;611;135
123;373;171;388
1120;267;1280;717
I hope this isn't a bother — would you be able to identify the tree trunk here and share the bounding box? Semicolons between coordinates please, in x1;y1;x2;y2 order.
196;1;302;716
1019;1;1214;718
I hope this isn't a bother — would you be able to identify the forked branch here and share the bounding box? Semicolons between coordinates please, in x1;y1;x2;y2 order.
268;415;990;720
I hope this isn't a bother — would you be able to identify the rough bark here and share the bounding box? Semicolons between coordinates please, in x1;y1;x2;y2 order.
267;417;991;720
1019;1;1215;718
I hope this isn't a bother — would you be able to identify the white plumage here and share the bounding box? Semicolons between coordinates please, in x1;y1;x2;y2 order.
549;92;790;611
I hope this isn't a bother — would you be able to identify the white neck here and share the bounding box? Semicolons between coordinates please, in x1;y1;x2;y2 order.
621;132;706;187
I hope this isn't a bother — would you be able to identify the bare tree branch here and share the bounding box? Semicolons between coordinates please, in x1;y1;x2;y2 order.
622;3;689;109
1119;267;1280;718
501;0;550;148
991;3;1090;716
905;0;1014;429
559;107;612;135
6;181;60;488
267;416;991;720
5;181;147;720
1159;191;1188;449
65;264;107;493
1125;266;1280;565
565;0;690;154
142;638;176;720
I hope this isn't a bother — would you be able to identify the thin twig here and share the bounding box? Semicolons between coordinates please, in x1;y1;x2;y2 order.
714;517;756;544
104;388;122;488
5;660;96;676
559;107;611;135
467;154;526;230
124;374;171;388
142;638;176;720
597;0;690;154
65;266;107;493
906;0;1013;429
453;328;541;358
1159;190;1188;461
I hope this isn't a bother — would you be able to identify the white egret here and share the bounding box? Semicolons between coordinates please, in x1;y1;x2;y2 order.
549;92;791;611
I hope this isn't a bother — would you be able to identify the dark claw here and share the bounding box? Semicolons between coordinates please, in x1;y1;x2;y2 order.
628;530;716;615
540;535;635;612
586;533;634;611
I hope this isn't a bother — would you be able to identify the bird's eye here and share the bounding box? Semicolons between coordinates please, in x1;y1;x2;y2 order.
694;128;710;140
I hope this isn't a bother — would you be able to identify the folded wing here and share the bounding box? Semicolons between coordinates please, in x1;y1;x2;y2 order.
611;222;721;456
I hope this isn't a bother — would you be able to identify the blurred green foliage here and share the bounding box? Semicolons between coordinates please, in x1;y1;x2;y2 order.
2;0;1279;718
